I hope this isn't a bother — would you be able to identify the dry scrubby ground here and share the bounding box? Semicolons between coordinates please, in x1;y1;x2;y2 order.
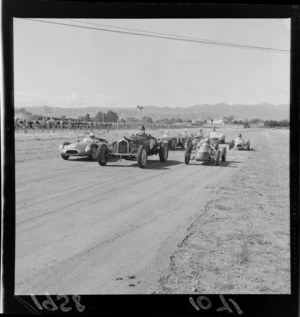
158;130;290;294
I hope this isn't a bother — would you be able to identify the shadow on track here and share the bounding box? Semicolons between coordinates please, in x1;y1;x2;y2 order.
103;160;183;170
187;160;242;168
65;157;97;162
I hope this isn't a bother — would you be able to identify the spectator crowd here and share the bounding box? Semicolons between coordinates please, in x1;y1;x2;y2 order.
14;117;116;131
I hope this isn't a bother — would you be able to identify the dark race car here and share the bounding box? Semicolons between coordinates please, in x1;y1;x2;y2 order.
160;131;179;150
177;130;194;149
59;134;108;161
184;136;226;166
96;133;168;168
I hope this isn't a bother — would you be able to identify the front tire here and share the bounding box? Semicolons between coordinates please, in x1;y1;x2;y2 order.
172;139;177;150
89;144;98;161
221;147;226;162
159;143;168;162
97;143;108;166
215;149;220;166
137;145;147;168
184;147;192;165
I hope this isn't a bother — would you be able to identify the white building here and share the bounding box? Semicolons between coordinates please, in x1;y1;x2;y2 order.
212;119;224;125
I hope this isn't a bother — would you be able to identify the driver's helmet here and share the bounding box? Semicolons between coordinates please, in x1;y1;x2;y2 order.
89;132;95;138
238;133;242;138
137;126;145;135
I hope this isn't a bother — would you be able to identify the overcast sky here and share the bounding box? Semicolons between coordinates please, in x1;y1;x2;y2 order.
14;18;290;108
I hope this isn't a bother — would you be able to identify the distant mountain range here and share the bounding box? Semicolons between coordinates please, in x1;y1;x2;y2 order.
15;103;289;121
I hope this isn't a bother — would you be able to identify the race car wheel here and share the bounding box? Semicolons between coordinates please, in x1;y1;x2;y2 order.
97;143;108;166
159;143;168;162
184;147;192;165
221;147;226;161
61;154;69;160
89;145;98;161
172;139;177;150
137;145;147;168
247;141;250;151
215;149;220;166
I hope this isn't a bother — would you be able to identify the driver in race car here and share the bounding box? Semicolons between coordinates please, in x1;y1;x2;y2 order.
197;129;204;138
89;132;96;141
236;133;244;142
135;125;148;137
181;129;188;138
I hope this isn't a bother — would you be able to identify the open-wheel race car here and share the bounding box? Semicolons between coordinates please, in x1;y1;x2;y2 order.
96;134;169;168
177;130;194;149
184;137;226;166
59;133;108;161
160;131;179;150
229;137;250;150
209;131;226;144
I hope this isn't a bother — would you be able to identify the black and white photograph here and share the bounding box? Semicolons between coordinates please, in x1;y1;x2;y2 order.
2;2;299;316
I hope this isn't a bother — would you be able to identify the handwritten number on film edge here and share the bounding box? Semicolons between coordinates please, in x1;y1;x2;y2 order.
189;295;243;315
56;295;72;312
29;295;86;312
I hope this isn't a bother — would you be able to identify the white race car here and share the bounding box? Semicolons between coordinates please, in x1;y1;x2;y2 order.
229;138;250;150
185;137;226;166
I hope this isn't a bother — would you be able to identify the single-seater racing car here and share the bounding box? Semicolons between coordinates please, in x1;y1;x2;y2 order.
184;136;226;166
229;136;250;150
177;130;194;149
160;131;179;150
209;130;226;144
96;133;168;168
59;133;108;161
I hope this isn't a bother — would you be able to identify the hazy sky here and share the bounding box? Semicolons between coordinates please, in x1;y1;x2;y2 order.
14;18;290;108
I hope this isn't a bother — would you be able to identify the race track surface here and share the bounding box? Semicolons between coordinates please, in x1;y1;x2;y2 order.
15;129;289;294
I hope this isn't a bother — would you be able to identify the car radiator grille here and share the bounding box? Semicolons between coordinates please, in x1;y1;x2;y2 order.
118;140;128;153
66;150;79;154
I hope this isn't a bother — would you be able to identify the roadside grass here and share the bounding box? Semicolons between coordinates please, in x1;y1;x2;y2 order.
158;130;290;294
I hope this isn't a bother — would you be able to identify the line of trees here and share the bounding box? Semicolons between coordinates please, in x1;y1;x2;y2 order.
223;116;289;127
264;120;289;127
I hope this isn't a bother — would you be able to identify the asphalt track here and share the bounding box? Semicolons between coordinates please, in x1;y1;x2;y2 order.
15;130;267;294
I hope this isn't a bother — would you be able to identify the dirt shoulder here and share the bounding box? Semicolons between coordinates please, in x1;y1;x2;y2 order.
157;130;290;294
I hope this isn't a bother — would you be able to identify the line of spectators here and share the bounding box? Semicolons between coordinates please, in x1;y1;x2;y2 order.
14;117;116;130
